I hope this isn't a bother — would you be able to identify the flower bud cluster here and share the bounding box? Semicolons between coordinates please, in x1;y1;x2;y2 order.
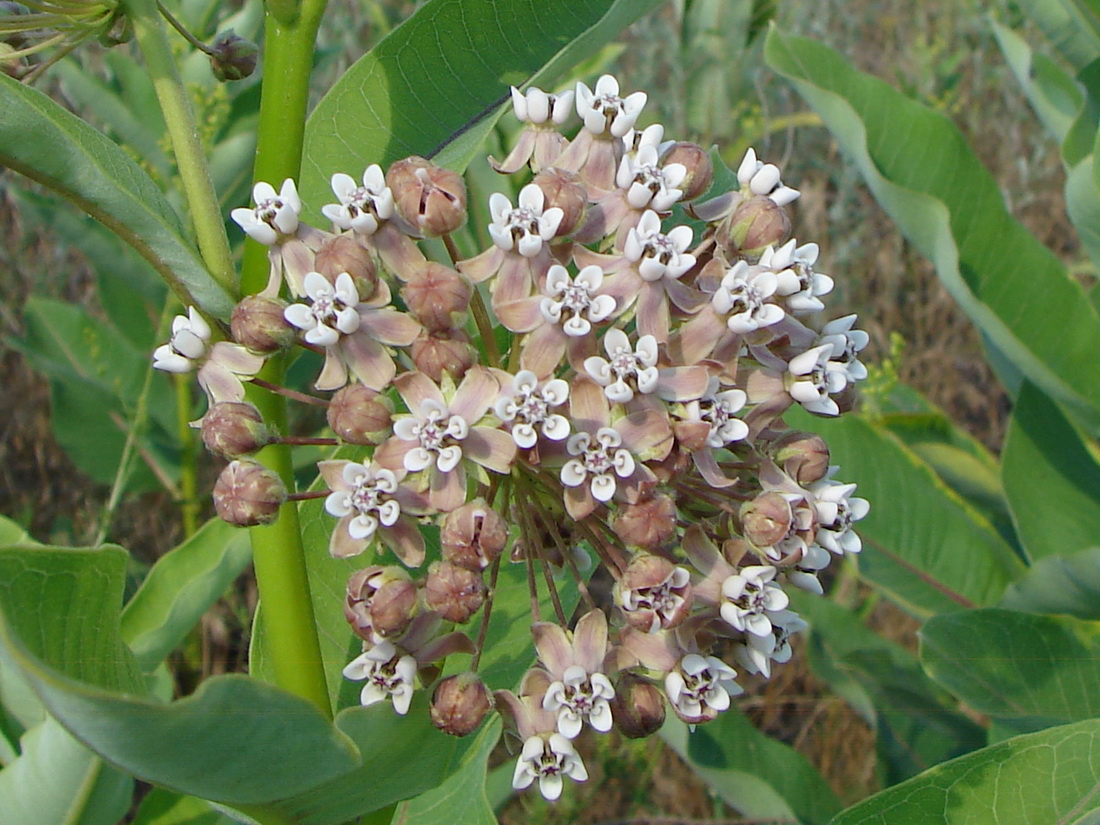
156;73;871;801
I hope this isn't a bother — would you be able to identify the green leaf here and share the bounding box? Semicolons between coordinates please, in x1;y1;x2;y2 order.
1015;0;1100;71
120;518;252;671
0;516;35;547
789;411;1024;617
0;717;133;825
1000;546;1100;620
1065;156;1100;269
0;545;361;807
131;787;238;825
765;28;1100;436
662;710;840;825
920;609;1100;731
391;714;501;825
0;73;234;319
1002;382;1100;562
302;0;664;212
830;719;1100;825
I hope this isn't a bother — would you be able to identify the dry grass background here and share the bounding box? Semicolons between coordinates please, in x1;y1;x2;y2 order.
0;0;1079;821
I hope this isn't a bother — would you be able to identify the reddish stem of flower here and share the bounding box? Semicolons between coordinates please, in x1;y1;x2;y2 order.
469;553;502;673
275;436;340;446
250;377;330;407
287;490;330;502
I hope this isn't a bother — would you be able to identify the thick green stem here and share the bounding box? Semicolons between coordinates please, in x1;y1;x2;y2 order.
237;0;332;718
127;0;236;296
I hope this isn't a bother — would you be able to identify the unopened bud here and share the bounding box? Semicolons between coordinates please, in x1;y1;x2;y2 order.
441;498;508;570
200;402;272;459
208;30;258;82
345;566;419;640
387;156;467;237
430;672;494;736
315;235;378;300
410;329;476;382
424;561;485;624
772;432;831;485
721;195;791;260
231;295;296;355
213;460;286;526
401;262;472;330
327;384;393;445
532;167;587;236
663;142;713;201
740;491;793;549
612;493;677;550
610;674;665;738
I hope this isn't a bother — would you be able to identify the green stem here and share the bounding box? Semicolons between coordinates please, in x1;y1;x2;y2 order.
237;0;332;719
127;0;236;297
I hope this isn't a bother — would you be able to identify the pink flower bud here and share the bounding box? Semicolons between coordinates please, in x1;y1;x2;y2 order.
612;492;677;550
314;234;379;301
212;460;286;526
401;262;472;330
410;329;476;382
532;167;588;236
327;384;393;445
663;142;713;202
610;674;666;738
430;672;495;736
721;195;791;260
200;402;272;459
424;561;486;624
739;491;794;549
387;156;467;237
345;566;420;640
772;431;831;485
441;498;508;570
208;30;258;82
231;295;296;355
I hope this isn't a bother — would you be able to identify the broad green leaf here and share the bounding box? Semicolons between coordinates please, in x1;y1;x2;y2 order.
131;787;238;825
789;412;1024;617
391;714;501;825
830;719;1100;825
920;609;1100;731
1066;156;1100;269
0;717;133;825
1002;382;1100;562
765;28;1100;436
0;544;361;806
793;593;984;786
301;0;664;212
992;20;1083;143
662;710;840;825
1000;546;1100;619
0;516;35;547
1015;0;1100;71
0;73;234;318
121;518;252;671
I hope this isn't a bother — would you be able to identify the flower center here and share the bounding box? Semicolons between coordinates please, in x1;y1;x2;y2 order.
516;388;550;425
506;206;540;240
345;186;382;218
257;197;284;224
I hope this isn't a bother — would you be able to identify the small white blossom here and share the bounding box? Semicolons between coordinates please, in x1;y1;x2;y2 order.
818;315;870;386
615;144;685;211
543;665;615;739
153;307;211;373
720;565;790;637
764;240;834;315
665;654;742;720
324;462;401;541
540;265;616;336
736;148;799;206
321;166;394;235
575;74;646;137
810;473;869;555
712;261;786;334
392;398;470;474
494;370;570;449
625;211;696;281
698;377;749;447
283;272;361;347
342;640;417;714
560;427;635;502
732;609;808;678
231;179;301;245
787;344;847;416
510;85;574;125
512;734;588;801
583;329;659;403
488;185;564;257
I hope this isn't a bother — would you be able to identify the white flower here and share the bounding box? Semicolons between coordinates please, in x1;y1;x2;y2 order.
493;370;570;449
231;179;301;245
817;315;870;385
510;85;574;125
487;185;564;257
575;74;646;137
512;734;588;801
283;272;361;348
543;665;616;739
698;379;749;447
732;609;808;678
392;398;469;473
810;473;869;555
720;565;790;637
342;640;417;714
321;166;394;235
615;144;685;211
540;265;616;336
787;344;847;416
625;211;696;281
736;148;799;206
560;427;635;502
665;654;742;720
711;260;786;334
324;462;401;541
764;240;834;315
583;329;659;403
623;123;674;157
153;307;211;373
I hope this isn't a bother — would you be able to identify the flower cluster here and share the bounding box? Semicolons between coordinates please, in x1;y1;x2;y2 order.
156;73;870;801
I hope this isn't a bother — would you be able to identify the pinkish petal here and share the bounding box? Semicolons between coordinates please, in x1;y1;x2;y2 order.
374;223;427;280
456;245;504;284
373;436;418;472
616;409;673;461
415;630;475;665
491;254;535;305
693;448;736;489
464;427;517;474
197;362;246;403
341;333;396;391
393;484;431;515
520;325;567;379
532;622;574;677
429;465;466;512
395;370;445;412
488;130;536;174
601;270;642;312
210;342;264;376
682;525;726;576
360;308;421;346
564;484;597;520
451;366;498;422
569;376;610;433
379;516;425;567
572;246;624;274
669;309;725;365
665;278;707;313
619;627;681;671
330;516;369;559
636;283;670;342
655;366;710;402
317;459;351;490
314;348;349;392
572;610;608;674
495;296;545;333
